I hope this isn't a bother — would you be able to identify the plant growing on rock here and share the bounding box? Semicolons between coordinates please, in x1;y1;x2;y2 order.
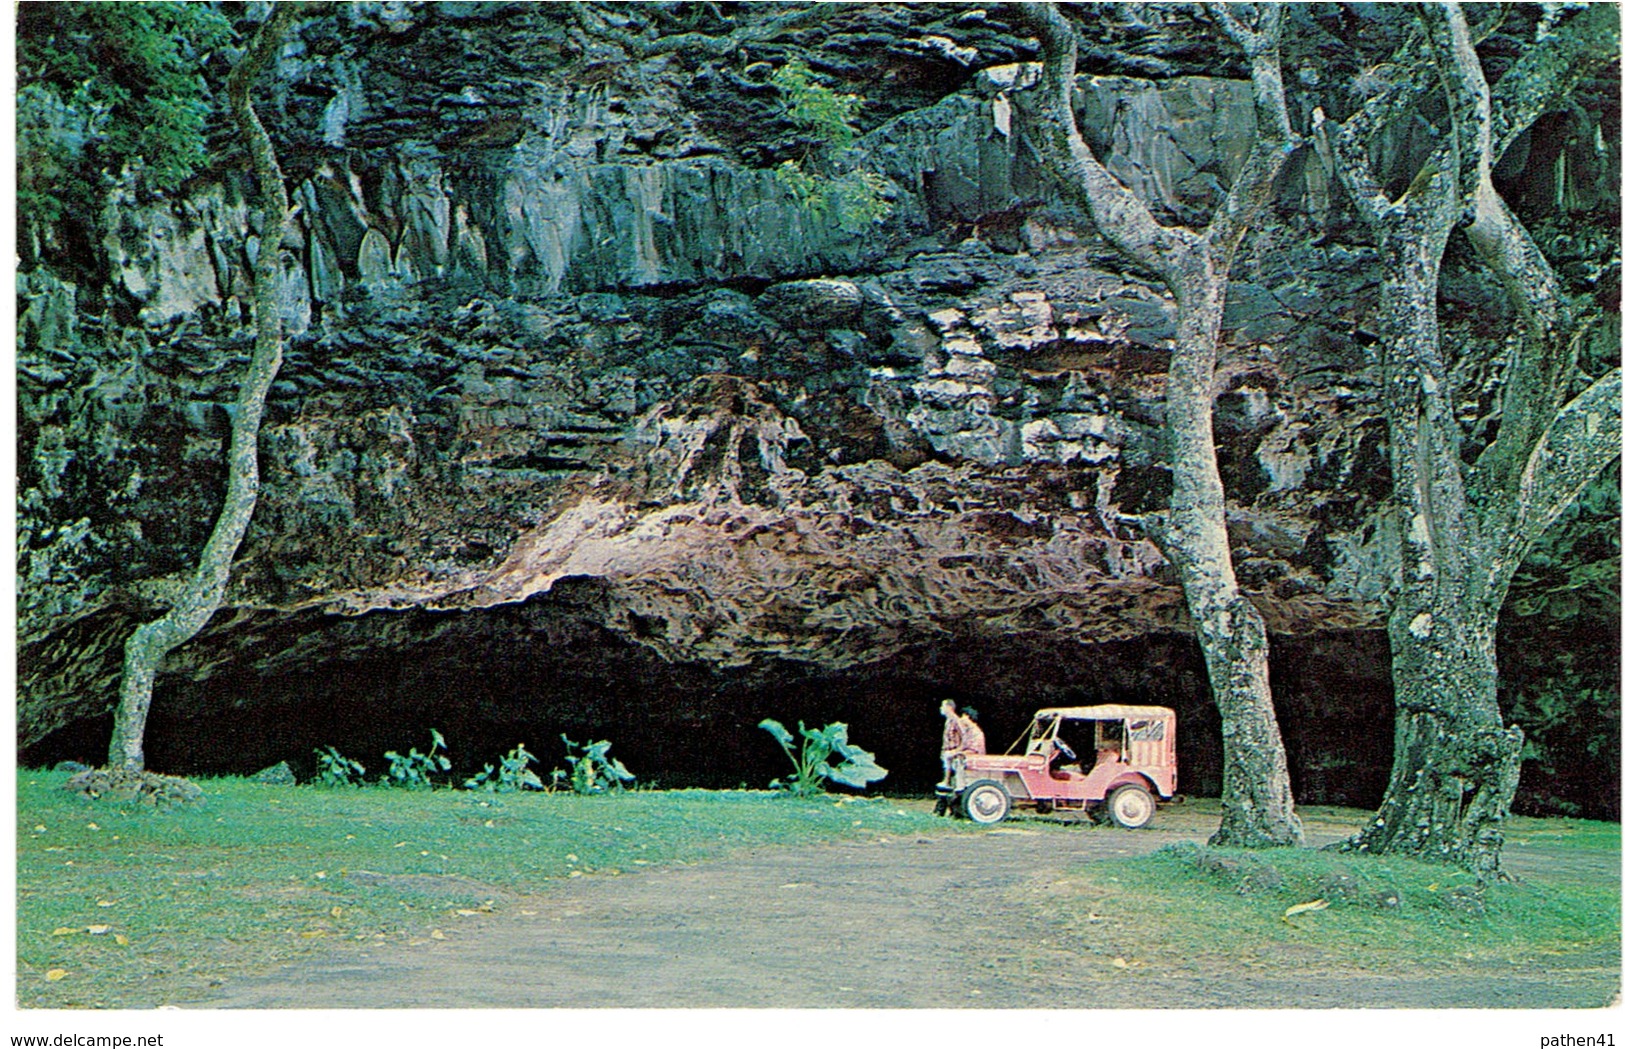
769;58;893;234
382;729;452;790
17;3;232;236
313;746;366;788
554;736;635;795
759;719;887;797
464;743;544;793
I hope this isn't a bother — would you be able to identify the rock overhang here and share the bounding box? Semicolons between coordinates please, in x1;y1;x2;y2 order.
24;2;1576;755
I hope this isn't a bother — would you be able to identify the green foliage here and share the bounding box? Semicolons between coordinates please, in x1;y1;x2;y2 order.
775;162;895;234
774;157;823;202
16;82;109;228
555;735;635;795
768;59;894;233
770;59;863;153
382;729;452;791
312;746;366;789
759;719;888;797
464;743;545;793
16;3;232;229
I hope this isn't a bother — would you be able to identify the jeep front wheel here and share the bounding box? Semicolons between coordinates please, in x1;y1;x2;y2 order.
960;780;1012;825
1106;784;1155;829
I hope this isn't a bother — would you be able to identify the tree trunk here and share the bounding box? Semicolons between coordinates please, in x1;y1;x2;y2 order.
1338;210;1521;878
106;5;296;771
1301;2;1619;876
1162;270;1302;848
1011;2;1304;849
1346;607;1521;879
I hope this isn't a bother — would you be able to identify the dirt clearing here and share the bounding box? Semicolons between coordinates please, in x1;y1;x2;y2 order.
200;807;1618;1009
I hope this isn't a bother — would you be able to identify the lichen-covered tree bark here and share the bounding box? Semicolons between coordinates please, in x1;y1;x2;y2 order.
1015;2;1303;847
107;5;299;771
1315;3;1620;878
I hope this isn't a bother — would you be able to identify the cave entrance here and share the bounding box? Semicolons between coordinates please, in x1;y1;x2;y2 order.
23;602;1398;808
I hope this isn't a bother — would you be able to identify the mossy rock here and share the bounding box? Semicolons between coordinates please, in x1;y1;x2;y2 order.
63;768;205;808
250;760;297;786
1320;869;1361;901
1160;842;1285;895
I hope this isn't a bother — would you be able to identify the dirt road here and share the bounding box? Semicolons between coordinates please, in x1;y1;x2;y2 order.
201;811;1617;1009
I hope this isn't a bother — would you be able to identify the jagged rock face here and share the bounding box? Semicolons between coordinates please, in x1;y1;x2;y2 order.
17;4;1617;796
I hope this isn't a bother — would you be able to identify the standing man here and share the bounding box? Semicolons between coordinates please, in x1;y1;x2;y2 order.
935;699;964;815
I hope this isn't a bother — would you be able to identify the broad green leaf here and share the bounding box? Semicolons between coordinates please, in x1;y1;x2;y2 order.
826;748;887;788
758;719;794;747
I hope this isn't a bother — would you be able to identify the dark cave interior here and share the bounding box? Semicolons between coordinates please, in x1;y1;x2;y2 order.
26;600;1413;812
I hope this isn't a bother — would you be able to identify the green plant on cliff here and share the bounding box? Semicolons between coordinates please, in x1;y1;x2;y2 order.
770;59;862;152
759;719;887;797
769;59;893;234
16;3;232;233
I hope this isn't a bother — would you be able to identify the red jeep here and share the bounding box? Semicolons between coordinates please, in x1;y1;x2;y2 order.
950;705;1177;827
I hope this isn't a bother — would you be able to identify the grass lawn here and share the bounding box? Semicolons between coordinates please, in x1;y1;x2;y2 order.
1045;801;1620;981
16;771;961;1008
17;774;1619;1009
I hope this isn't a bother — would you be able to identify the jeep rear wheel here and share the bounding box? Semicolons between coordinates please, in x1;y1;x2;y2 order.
1106;784;1155;829
961;780;1012;825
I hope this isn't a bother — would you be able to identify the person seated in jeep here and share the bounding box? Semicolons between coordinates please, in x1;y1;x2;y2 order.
1048;732;1083;776
1094;721;1125;768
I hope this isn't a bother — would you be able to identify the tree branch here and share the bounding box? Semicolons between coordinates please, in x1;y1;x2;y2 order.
1008;2;1195;282
1432;4;1492;210
1337;26;1432;153
1492;369;1624;602
1205;2;1295;259
1491;3;1619;164
1433;2;1582;504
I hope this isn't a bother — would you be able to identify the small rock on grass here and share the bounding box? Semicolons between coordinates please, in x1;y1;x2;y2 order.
251;761;297;786
1320;869;1361;902
1444;885;1486;916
